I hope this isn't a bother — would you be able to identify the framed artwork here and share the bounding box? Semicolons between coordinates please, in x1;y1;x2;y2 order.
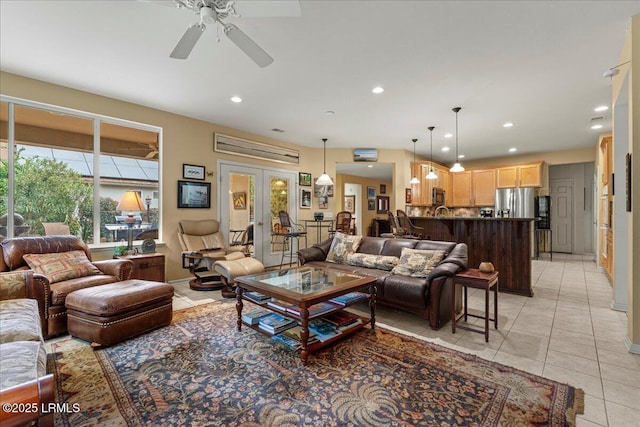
367;186;376;199
178;180;211;208
405;188;412;204
353;148;378;162
232;192;246;210
314;183;334;197
299;172;312;186
183;164;205;180
380;184;386;194
318;196;329;209
344;195;355;213
368;200;375;210
300;188;312;209
376;195;389;214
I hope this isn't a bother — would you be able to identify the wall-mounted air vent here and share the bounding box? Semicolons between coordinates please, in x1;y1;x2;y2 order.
214;133;299;165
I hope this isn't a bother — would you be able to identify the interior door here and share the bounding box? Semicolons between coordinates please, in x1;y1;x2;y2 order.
219;161;297;267
551;179;573;253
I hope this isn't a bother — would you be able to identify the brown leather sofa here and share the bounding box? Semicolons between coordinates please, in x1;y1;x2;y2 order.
0;236;133;339
298;236;468;330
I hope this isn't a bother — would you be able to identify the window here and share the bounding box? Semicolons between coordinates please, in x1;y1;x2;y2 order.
0;97;161;245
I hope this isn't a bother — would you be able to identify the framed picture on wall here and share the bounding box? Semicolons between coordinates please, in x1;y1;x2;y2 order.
367;186;376;199
380;184;386;194
344;195;355;213
178;180;211;208
318;196;328;209
405;188;412;204
368;200;375;210
314;183;334;197
183;164;205;180
232;192;246;210
376;196;389;214
300;188;312;209
299;172;312;186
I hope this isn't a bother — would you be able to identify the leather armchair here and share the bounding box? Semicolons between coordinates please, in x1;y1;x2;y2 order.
0;236;133;338
178;219;245;290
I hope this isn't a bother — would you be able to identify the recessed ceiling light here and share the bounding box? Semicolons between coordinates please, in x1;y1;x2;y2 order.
591;124;603;130
458;154;465;159
594;105;609;112
509;147;517;152
502;122;514;128
367;165;373;168
325;110;335;116
441;147;450;152
444;133;453;138
230;96;242;103
372;86;384;94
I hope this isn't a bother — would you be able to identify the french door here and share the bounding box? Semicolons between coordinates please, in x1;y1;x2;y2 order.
218;161;298;267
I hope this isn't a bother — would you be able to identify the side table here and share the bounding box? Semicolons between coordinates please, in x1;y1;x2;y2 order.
118;253;165;282
451;268;499;342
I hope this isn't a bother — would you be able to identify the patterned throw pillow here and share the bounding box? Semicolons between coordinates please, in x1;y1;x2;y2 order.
346;253;399;271
391;248;447;278
23;250;101;284
326;232;363;264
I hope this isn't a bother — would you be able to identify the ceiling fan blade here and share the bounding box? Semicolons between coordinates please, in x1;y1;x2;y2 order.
170;24;204;59
224;24;273;68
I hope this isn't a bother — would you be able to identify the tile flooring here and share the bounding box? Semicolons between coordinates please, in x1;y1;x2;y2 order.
171;254;639;426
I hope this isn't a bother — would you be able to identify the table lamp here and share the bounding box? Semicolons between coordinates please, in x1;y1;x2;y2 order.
117;190;145;252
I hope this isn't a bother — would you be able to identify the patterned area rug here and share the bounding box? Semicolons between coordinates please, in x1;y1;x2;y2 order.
48;301;583;426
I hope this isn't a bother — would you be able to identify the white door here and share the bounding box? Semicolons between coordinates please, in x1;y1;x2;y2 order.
551;179;573;253
219;161;298;267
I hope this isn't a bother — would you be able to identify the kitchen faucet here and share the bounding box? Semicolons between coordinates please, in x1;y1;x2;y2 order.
434;206;450;217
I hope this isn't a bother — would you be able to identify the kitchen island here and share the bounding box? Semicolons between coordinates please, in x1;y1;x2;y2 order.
410;217;534;297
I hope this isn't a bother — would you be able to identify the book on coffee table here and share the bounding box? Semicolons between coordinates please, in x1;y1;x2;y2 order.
308;319;339;342
241;308;272;325
322;310;360;327
281;325;318;344
258;313;296;334
272;334;301;351
244;291;271;303
329;292;368;306
286;302;336;317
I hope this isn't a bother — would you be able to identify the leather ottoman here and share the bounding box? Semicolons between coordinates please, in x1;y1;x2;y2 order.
65;280;174;347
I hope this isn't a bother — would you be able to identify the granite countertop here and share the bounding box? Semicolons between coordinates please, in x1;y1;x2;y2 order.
410;216;536;221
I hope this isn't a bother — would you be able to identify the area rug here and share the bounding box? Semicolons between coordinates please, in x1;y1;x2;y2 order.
47;301;583;426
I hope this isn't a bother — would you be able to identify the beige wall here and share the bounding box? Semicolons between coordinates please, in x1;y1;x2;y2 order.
610;15;639;351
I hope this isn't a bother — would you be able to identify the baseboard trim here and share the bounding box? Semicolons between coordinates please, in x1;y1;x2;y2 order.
623;336;640;355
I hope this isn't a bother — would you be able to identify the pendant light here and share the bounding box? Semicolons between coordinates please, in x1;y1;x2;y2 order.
409;138;420;184
315;138;334;186
426;126;438;180
450;107;465;173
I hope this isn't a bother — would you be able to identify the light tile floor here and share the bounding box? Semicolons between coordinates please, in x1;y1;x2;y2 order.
171;254;640;426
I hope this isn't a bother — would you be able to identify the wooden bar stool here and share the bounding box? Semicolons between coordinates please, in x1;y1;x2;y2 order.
451;268;499;342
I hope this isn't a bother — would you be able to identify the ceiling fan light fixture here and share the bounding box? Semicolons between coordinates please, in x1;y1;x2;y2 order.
315;138;334;186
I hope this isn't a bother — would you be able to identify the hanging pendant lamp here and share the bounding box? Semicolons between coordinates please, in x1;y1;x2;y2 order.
426;126;438;180
409;138;420;184
315;138;334;186
449;107;465;173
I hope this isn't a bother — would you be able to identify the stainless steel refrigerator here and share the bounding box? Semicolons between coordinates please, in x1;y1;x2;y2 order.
495;187;536;218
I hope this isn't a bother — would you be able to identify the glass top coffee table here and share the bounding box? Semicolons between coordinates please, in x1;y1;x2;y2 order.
235;266;376;365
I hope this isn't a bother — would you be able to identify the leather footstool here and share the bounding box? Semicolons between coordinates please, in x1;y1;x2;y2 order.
213;257;265;298
66;280;174;347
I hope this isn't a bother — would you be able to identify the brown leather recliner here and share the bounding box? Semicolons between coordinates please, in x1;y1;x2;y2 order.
178;219;245;290
0;236;133;339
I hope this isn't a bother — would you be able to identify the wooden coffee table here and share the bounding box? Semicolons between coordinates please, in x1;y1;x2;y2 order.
235;266;376;365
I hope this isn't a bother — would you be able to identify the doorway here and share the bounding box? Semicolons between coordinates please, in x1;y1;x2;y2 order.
551;179;574;253
218;161;298;267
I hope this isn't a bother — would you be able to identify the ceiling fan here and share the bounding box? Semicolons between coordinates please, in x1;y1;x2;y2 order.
166;0;274;67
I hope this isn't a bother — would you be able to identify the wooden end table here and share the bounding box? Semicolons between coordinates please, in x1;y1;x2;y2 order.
451;268;499;342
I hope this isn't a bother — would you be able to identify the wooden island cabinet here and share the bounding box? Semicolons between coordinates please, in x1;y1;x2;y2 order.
410;217;533;297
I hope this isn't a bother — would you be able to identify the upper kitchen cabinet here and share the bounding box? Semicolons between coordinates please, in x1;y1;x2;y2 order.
410;162;427;205
472;169;496;206
451;171;473;207
496;162;543;188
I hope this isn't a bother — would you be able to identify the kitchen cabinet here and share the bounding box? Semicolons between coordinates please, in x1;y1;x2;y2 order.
472;169;496;206
451;171;473;207
410;162;426;205
496;162;542;188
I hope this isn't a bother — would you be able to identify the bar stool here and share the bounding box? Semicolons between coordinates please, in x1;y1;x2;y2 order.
277;211;307;269
451;268;499;342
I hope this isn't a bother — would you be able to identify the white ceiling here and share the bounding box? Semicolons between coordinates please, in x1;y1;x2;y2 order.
1;1;638;169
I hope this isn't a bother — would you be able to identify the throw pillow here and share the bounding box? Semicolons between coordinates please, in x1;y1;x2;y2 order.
325;232;363;264
346;253;399;271
23;250;101;284
391;248;447;278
